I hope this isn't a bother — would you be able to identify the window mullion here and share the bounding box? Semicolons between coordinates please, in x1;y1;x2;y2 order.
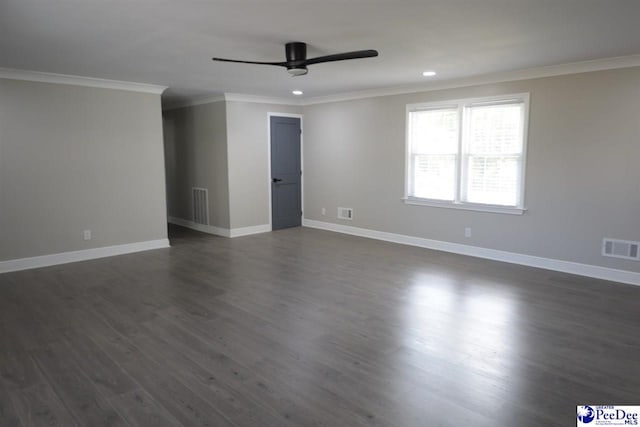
456;104;465;204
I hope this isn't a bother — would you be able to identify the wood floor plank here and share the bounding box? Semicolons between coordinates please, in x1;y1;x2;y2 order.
108;388;183;427
10;383;78;427
62;332;139;398
106;352;235;427
82;313;236;427
0;347;45;392
0;385;23;427
31;342;129;426
85;294;263;422
129;330;256;421
145;311;341;426
62;291;237;427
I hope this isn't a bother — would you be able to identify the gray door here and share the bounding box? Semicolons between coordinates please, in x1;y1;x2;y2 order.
271;116;301;230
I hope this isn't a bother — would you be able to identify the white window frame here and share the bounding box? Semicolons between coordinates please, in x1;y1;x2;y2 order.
404;93;529;215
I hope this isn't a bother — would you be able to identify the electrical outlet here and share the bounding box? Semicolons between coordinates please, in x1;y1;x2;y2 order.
83;230;91;240
464;227;472;238
321;207;326;215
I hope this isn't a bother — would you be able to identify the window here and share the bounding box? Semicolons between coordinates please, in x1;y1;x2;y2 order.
405;94;528;214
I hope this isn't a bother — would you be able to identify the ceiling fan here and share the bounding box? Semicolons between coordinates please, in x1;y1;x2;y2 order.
212;42;378;76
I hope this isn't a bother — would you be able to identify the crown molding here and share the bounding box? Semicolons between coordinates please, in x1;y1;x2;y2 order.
162;94;226;111
301;53;640;105
224;93;302;106
161;92;300;111
0;68;167;94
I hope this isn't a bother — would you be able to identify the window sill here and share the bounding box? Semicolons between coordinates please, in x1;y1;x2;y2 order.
402;197;526;215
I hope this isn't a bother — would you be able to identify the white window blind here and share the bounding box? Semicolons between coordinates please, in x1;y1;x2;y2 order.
406;94;528;213
463;102;524;206
409;108;458;201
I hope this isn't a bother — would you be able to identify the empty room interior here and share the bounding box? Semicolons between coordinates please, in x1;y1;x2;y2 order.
1;1;640;426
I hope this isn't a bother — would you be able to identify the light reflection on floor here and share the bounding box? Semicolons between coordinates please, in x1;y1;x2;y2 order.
391;272;521;417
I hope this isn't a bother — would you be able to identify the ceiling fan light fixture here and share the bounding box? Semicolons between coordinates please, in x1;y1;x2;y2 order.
287;67;308;76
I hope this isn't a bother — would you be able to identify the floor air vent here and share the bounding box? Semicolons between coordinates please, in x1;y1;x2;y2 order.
192;187;209;225
602;238;640;261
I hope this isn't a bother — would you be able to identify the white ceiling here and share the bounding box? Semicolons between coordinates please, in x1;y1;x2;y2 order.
2;0;640;105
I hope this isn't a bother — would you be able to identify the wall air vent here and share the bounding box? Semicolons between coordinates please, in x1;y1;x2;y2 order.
602;238;640;261
192;187;209;225
337;207;353;220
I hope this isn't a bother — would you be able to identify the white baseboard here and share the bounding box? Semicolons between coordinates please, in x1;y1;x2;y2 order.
169;216;230;237
229;224;271;238
168;216;271;238
302;219;640;287
0;239;170;274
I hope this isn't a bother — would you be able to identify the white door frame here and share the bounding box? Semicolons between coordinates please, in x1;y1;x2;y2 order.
267;112;304;231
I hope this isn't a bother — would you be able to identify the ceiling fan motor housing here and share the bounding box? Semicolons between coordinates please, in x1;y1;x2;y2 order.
285;42;308;75
285;42;307;62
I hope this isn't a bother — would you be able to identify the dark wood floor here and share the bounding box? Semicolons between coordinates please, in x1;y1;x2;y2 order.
1;225;639;427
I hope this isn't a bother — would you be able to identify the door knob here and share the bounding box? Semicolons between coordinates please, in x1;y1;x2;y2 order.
272;178;283;183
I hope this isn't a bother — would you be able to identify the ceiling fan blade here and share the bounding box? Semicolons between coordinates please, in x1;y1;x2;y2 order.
300;49;378;66
212;57;286;67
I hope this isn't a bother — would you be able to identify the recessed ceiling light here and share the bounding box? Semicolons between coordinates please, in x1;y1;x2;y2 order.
292;90;303;95
422;71;437;77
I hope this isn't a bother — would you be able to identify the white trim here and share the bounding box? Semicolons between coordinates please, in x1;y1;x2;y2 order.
162;93;300;111
229;224;271;238
0;67;167;94
266;112;305;119
225;93;300;106
267;112;304;231
169;216;271;238
406;93;530;112
402;198;526;215
162;95;226;111
168;216;230;237
302;219;640;287
0;239;170;274
301;54;640;105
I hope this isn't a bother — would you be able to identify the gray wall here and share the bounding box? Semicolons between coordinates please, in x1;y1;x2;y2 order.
225;101;302;229
0;78;168;261
163;102;230;229
303;67;640;272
